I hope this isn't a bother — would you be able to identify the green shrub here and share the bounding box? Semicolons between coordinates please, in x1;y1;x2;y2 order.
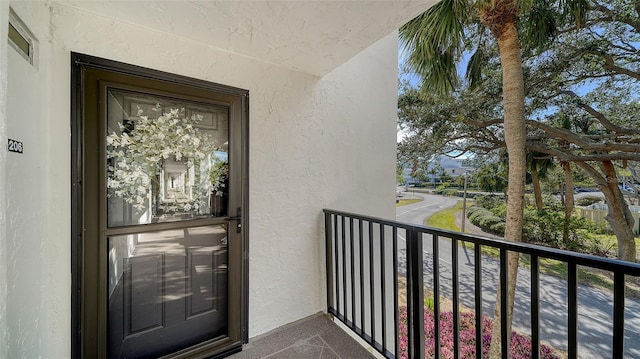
594;220;613;235
443;188;459;197
490;222;506;235
436;182;450;192
469;197;610;256
521;208;606;255
424;296;435;311
467;206;487;222
474;195;504;210
466;206;483;217
467;206;505;236
492;203;508;218
477;213;503;228
584;236;616;257
523;208;563;247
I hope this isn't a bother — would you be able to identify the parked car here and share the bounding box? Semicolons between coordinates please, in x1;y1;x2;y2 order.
574;187;599;193
620;184;634;193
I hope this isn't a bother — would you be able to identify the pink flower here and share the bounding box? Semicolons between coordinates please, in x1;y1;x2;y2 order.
397;306;560;359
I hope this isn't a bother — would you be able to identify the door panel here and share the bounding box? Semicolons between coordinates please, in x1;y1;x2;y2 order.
108;225;228;358
73;55;248;359
188;246;227;318
125;253;163;335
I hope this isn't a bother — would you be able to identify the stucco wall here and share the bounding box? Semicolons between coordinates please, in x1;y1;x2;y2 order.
0;2;9;358
249;31;399;336
2;2;398;357
4;2;56;356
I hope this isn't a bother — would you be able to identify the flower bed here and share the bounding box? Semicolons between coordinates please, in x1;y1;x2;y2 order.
398;306;560;359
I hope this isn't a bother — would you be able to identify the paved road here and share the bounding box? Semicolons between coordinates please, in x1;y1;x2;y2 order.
396;190;458;225
395;191;640;358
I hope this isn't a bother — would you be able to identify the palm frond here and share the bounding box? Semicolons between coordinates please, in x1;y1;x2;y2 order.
399;0;470;94
560;0;588;28
518;0;536;13
466;47;487;89
522;2;557;50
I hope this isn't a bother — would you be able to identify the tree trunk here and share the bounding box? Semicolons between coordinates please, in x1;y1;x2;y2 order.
601;161;637;262
561;161;575;244
575;160;637;262
531;166;543;210
483;14;527;359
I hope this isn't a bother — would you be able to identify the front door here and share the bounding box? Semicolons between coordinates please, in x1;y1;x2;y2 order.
72;54;248;359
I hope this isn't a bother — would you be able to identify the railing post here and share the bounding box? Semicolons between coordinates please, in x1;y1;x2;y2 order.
407;229;425;359
452;238;460;359
433;234;440;359
474;244;483;359
531;255;540;359
393;226;400;359
499;249;508;359
325;212;334;314
568;263;577;359
613;271;625;358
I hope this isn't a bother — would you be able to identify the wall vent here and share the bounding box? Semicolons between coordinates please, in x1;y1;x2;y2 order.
8;8;37;66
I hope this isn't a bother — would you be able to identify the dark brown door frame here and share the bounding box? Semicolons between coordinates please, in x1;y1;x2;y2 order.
71;53;249;359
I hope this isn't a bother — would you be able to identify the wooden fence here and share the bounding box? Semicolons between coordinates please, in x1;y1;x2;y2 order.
576;206;640;235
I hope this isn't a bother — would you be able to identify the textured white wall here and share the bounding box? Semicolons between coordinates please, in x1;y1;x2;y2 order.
248;32;399;335
2;2;398;356
4;3;58;357
0;2;9;357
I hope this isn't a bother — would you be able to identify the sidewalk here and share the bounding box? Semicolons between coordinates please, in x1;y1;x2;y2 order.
453;209;502;239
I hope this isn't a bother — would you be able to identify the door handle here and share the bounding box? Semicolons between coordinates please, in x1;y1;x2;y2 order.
227;208;242;233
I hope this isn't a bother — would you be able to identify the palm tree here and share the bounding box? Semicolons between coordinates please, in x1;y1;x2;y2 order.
560;160;575;243
400;1;586;356
527;151;555;210
476;161;508;194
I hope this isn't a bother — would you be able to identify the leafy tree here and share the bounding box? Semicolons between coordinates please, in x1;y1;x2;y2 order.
400;0;639;262
523;0;640;260
396;162;406;184
476;161;508;194
439;170;454;184
414;170;430;184
427;161;443;187
400;1;587;354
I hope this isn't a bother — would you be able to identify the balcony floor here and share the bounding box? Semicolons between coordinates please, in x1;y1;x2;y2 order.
229;313;377;359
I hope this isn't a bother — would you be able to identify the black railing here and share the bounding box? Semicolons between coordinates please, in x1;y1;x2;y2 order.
324;209;640;359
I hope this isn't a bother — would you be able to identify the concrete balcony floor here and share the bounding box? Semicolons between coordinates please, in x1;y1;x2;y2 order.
229;313;377;359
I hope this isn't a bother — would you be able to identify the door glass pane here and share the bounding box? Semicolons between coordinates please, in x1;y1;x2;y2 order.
107;225;228;358
106;89;229;227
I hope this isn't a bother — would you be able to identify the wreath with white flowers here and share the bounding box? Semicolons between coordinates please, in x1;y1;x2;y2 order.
106;107;219;214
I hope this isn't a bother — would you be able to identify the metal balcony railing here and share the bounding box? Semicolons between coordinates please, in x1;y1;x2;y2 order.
323;209;640;359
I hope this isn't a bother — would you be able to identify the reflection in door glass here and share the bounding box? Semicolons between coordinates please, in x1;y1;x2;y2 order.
106;89;229;227
107;225;228;358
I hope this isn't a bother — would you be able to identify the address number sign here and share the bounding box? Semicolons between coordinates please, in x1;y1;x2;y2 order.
8;139;24;153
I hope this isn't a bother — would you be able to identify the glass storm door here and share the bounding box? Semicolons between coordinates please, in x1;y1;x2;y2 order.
73;56;248;359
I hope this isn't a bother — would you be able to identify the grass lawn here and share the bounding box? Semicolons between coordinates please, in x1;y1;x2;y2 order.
595;234;640;252
424;202;640;295
425;200;463;231
396;198;423;207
